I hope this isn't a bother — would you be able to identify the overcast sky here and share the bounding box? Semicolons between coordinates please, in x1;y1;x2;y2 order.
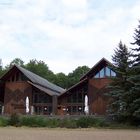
0;0;140;74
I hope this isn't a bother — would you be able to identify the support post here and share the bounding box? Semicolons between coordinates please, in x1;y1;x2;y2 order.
52;95;58;115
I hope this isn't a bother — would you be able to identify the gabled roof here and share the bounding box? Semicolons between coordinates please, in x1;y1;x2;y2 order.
59;58;113;97
28;81;60;96
0;65;65;96
60;78;88;96
80;58;113;80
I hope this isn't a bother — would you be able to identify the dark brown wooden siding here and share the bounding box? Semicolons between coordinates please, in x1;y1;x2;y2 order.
0;82;4;103
4;81;32;115
88;78;112;115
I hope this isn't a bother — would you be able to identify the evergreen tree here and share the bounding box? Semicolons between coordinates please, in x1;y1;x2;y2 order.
107;41;131;119
128;21;140;119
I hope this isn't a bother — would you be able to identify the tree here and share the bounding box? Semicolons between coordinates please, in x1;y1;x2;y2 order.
67;66;90;88
128;21;140;119
54;73;68;89
107;41;131;119
9;58;24;67
0;59;2;76
25;59;56;83
5;58;24;70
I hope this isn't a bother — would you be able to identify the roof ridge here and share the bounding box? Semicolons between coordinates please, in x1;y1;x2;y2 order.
13;64;65;93
80;57;112;80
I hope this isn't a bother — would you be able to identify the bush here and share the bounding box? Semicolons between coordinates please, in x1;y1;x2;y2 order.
0;115;136;128
20;116;60;127
76;117;107;128
20;116;47;127
45;118;59;128
9;113;20;126
0;117;9;127
59;118;77;128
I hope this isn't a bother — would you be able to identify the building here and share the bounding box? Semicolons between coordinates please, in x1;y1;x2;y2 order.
0;58;115;115
58;58;116;115
0;64;65;115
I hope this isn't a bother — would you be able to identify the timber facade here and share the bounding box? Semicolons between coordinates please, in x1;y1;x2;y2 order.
0;58;115;115
0;65;65;115
58;58;115;115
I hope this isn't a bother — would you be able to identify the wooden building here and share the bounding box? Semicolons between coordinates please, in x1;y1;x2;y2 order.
0;65;65;115
58;58;116;115
0;58;115;116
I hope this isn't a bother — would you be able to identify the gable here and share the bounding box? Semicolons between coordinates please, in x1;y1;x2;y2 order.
0;65;65;96
80;58;115;80
0;66;29;82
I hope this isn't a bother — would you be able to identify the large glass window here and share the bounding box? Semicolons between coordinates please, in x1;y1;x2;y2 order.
33;93;52;103
77;93;83;103
94;72;100;78
111;70;116;77
67;92;84;103
106;67;111;77
72;106;77;113
100;68;105;78
21;74;28;81
34;106;52;115
94;66;116;78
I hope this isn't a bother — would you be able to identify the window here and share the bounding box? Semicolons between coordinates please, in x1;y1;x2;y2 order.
16;73;19;81
67;92;84;103
106;67;111;77
72;106;77;113
33;93;52;103
67;106;71;114
94;66;116;78
78;106;83;112
94;72;100;78
12;75;15;82
77;93;83;103
34;106;52;115
100;68;105;78
72;93;77;103
111;70;116;77
21;74;28;81
48;106;52;114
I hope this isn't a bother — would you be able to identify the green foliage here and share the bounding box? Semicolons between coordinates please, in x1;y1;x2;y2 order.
10;58;24;67
0;58;90;89
0;115;139;128
107;41;132;119
76;117;107;128
5;58;24;70
9;113;20;127
127;20;140;120
25;59;55;83
59;118;77;128
67;66;90;88
0;117;9;127
20;116;47;127
54;73;69;89
0;69;6;77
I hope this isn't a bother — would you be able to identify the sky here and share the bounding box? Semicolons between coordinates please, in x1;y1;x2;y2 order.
0;0;140;74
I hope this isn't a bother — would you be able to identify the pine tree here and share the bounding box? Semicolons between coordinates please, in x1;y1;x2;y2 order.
107;41;131;119
128;21;140;120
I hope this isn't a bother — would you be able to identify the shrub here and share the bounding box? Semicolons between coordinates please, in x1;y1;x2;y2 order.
45;118;59;128
76;117;92;128
0;117;9;127
59;118;77;128
9;113;20;127
20;116;47;127
76;117;108;128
